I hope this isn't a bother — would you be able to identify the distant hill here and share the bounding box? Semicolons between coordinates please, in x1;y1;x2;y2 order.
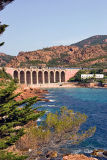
71;35;107;48
6;35;107;69
0;53;14;67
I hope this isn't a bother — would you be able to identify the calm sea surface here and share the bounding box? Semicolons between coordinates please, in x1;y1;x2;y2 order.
34;88;107;159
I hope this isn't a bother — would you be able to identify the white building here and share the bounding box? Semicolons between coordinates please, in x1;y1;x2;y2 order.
81;74;104;79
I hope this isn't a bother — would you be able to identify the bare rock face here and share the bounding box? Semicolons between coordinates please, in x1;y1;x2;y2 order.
63;154;98;160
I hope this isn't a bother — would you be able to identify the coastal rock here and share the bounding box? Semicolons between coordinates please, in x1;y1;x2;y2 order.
91;149;107;158
91;149;104;156
103;151;107;156
63;154;98;160
46;151;58;158
14;85;48;101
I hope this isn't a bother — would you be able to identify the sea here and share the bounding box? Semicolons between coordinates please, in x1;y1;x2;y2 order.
33;88;107;159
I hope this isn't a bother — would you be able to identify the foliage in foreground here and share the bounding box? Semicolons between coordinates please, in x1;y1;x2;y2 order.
0;151;27;160
17;107;96;158
0;68;12;79
0;80;45;149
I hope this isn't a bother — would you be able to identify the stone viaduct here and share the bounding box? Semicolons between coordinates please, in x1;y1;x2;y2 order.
4;67;79;86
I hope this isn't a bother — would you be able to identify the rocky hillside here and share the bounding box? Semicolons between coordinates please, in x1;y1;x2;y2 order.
7;35;107;69
0;53;14;67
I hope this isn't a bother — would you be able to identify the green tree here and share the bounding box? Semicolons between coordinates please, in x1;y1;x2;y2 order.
89;69;103;74
0;80;45;149
23;107;96;159
0;67;12;79
0;23;8;46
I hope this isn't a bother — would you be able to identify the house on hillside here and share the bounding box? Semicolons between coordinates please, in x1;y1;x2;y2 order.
81;74;104;79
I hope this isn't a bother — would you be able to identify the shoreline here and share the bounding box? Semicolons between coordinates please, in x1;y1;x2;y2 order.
32;83;107;89
15;83;107;101
14;84;49;101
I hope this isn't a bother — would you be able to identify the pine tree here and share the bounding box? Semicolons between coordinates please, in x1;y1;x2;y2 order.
0;0;14;11
0;80;45;149
0;0;14;46
0;23;8;46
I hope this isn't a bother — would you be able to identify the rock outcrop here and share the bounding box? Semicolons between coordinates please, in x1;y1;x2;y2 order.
14;85;48;101
91;149;107;158
63;154;98;160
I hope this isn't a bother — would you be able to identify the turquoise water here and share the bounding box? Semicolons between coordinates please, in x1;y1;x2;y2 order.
34;88;107;159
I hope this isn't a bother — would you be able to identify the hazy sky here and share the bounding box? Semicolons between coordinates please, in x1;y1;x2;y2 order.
0;0;107;56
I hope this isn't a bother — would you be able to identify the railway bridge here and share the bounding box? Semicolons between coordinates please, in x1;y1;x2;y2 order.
4;67;79;86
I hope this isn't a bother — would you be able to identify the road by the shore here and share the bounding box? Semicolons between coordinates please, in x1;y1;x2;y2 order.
30;82;106;89
31;82;80;89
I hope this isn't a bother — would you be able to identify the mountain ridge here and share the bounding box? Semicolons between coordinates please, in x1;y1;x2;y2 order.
71;35;107;48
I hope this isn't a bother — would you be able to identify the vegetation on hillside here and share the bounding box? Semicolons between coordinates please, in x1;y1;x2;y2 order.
68;70;87;82
0;54;14;66
71;35;107;48
20;60;45;67
0;68;12;79
68;69;107;84
19;52;70;68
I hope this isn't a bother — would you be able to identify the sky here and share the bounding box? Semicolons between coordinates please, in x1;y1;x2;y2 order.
0;0;107;56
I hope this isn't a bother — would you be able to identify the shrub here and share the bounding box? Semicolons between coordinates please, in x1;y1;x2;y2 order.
0;151;27;160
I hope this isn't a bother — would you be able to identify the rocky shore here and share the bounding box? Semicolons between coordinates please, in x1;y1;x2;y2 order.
14;85;49;101
31;82;107;89
63;154;98;160
63;149;107;160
